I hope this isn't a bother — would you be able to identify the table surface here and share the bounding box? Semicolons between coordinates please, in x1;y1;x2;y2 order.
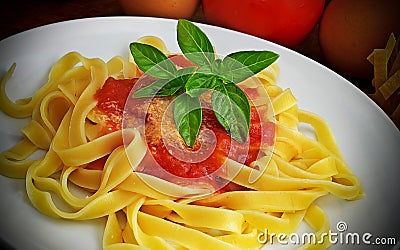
0;0;390;124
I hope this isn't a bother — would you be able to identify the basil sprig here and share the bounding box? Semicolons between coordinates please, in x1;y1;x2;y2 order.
129;19;279;147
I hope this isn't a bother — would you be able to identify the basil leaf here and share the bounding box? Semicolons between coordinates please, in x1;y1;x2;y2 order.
221;51;279;83
129;20;280;148
132;78;181;98
211;83;250;143
132;66;196;98
175;66;197;83
174;93;202;148
185;74;222;97
177;19;215;66
130;42;177;79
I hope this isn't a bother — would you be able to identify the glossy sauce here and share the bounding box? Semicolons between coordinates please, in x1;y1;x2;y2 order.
94;78;137;133
94;56;275;183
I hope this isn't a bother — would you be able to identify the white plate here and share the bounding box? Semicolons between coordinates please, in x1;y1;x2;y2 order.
1;17;399;250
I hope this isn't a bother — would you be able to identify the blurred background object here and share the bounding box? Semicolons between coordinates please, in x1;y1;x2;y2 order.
201;0;326;48
118;0;200;19
319;0;400;79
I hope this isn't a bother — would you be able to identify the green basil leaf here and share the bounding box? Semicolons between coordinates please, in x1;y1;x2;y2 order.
221;51;279;83
130;42;177;79
133;78;181;98
133;66;196;98
177;19;215;66
211;83;250;143
176;66;197;82
174;93;202;147
129;20;280;148
185;74;222;97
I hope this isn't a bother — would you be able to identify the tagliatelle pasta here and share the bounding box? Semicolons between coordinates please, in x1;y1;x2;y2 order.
0;36;363;250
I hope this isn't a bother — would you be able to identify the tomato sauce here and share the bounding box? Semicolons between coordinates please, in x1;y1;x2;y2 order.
146;107;266;179
94;60;275;183
94;78;137;132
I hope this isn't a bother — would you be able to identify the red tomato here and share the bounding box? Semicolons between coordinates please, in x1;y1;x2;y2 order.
202;0;325;48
